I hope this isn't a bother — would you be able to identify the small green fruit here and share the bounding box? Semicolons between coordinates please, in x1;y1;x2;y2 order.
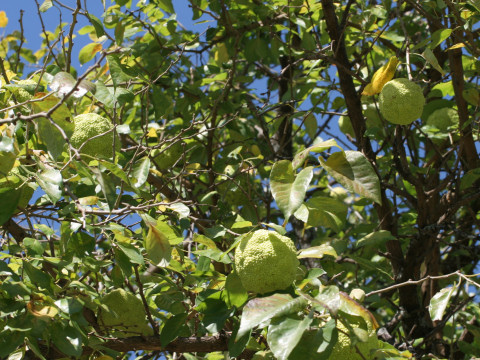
70;113;120;158
98;288;153;337
379;78;425;125
235;230;299;294
338;116;355;137
11;79;37;102
426;107;459;132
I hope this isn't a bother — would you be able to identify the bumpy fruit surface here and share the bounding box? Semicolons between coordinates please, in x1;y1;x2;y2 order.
70;113;120;158
12;79;36;102
98;288;153;337
426;107;459;132
330;317;379;360
379;78;425;125
235;230;299;294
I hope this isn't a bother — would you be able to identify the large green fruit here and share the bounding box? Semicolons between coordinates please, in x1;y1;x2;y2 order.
330;317;379;360
235;230;299;294
379;78;425;125
98;288;153;337
70;113;120;158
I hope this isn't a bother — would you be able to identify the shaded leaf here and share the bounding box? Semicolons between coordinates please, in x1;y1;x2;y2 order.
91;167;116;211
222;271;248;308
160;313;188;346
423;48;445;76
295;196;348;231
117;242;144;265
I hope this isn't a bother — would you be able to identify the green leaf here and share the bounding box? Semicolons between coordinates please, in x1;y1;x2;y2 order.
39;0;53;12
156;0;175;13
160;313;188;346
116;242;145;265
87;13;105;37
270;161;313;221
0;187;20;225
319;151;381;205
292;139;339;170
423;48;446;76
429;28;452;49
145;223;172;267
297;244;338;259
36;169;63;204
356;230;396;248
267;314;313;360
237;294;307;339
429;284;458;321
78;42;102;64
107;54;135;88
222;271;248;308
314;285;341;315
22;260;53;292
114;21;125;46
132;156;150;188
94;81;134;107
0;150;16;177
51;323;83;357
91;167;116;211
295;196;348;231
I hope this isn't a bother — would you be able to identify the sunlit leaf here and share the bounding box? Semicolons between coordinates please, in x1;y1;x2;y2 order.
132;156;150;188
429;284;458;321
78;42;102;64
0;11;8;27
145;223;172;267
362;56;399;96
237;294;307;339
270;161;313;221
297;244;338;259
267;314;313;360
319;151;381;205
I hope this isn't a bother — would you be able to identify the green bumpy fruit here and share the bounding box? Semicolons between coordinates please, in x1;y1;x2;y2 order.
235;230;299;294
330;317;379;360
379;78;425;125
98;288;153;337
11;79;37;102
70;113;120;158
426;107;459;132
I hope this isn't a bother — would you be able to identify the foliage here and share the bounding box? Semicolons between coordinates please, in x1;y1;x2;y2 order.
0;1;480;359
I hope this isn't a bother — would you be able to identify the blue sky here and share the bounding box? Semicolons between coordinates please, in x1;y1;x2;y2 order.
1;1;210;72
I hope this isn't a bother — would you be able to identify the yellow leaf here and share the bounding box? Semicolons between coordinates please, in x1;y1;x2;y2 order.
147;127;158;138
362;56;400;96
27;301;58;319
447;43;465;51
0;11;8;28
78;196;99;205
